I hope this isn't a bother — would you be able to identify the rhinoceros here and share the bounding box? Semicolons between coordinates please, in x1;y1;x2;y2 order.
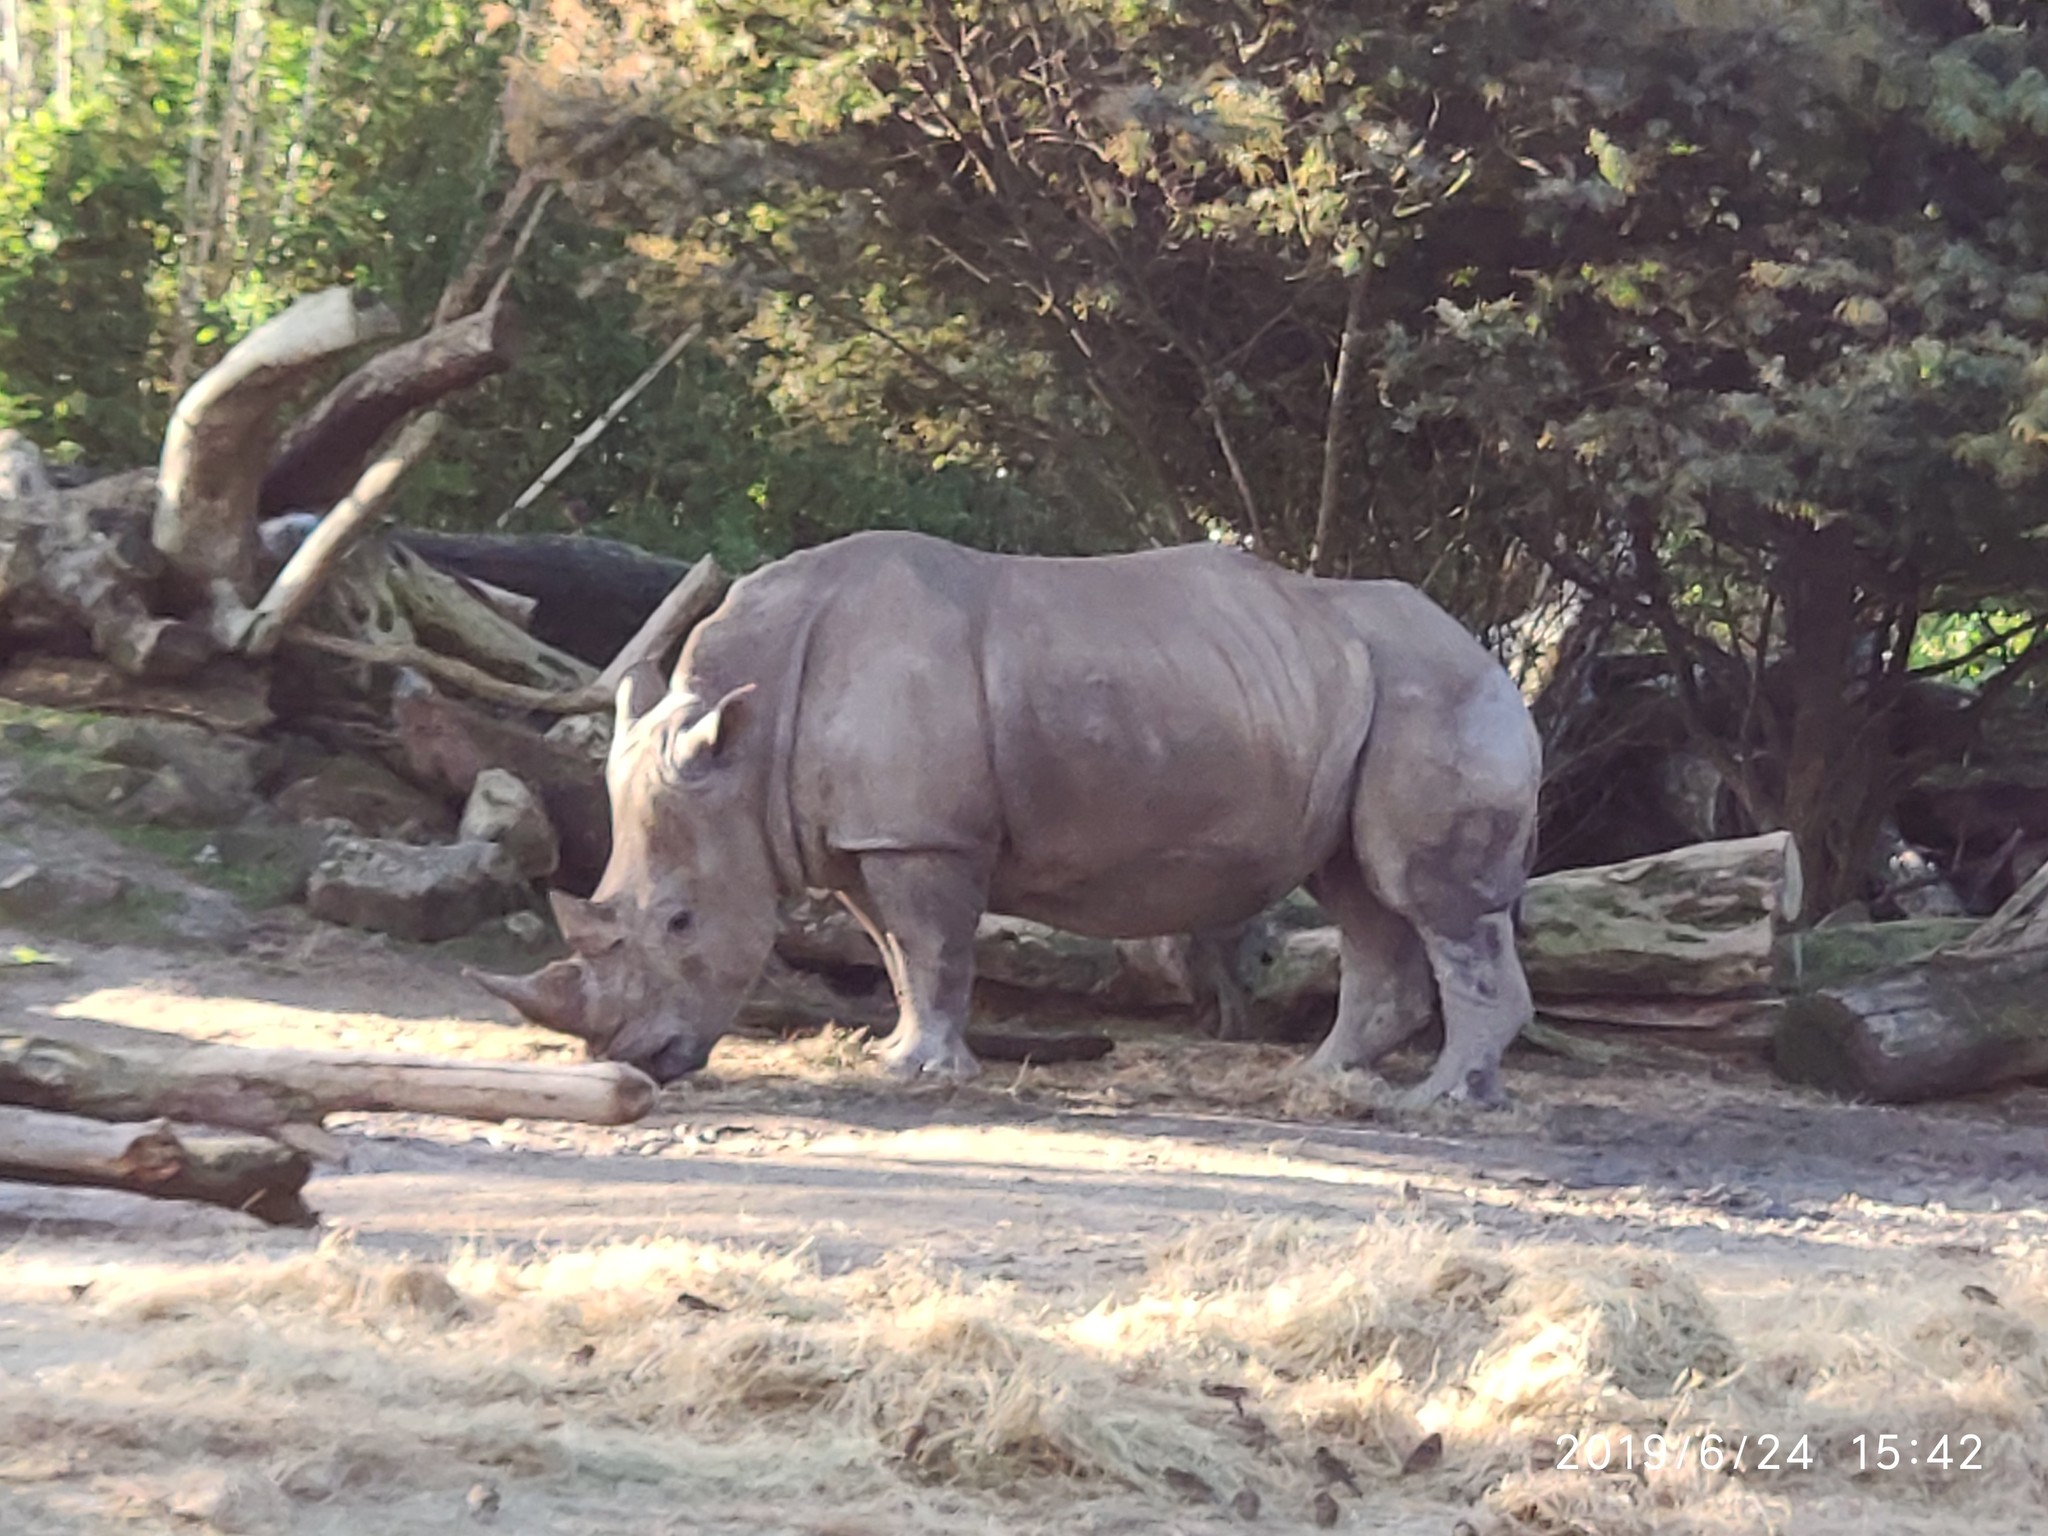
473;530;1541;1103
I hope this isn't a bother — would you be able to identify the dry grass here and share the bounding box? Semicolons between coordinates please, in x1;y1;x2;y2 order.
3;1219;2044;1535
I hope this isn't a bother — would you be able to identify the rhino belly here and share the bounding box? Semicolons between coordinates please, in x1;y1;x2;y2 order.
988;846;1310;939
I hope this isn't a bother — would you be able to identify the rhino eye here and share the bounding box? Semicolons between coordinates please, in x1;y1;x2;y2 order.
667;910;694;936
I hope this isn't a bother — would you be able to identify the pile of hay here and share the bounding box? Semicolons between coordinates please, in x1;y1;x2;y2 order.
3;1218;2042;1534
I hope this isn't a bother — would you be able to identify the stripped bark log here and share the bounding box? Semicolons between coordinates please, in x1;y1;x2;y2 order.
243;412;446;657
155;286;401;635
259;298;521;517
386;544;592;693
0;1030;656;1132
0;1105;313;1225
1519;831;1802;997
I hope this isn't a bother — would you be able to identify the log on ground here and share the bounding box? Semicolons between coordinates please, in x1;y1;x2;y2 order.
0;1031;657;1134
0;1105;313;1225
1772;948;2048;1102
1773;859;2048;1101
1245;832;1804;1020
774;897;1197;1010
1519;830;1801;997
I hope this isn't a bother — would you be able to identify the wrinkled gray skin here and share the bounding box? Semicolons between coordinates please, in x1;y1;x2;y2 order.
475;530;1541;1104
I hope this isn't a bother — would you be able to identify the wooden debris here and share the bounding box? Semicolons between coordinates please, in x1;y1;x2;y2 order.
0;1104;313;1225
0;1029;657;1134
1773;860;2048;1101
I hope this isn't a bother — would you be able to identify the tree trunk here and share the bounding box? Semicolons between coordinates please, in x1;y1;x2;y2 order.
1772;859;2048;1101
1;468;217;679
0;1031;656;1132
0;1105;313;1225
259;298;522;517
1776;519;1892;917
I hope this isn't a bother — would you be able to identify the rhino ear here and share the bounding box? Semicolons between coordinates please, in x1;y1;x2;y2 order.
670;683;757;773
550;890;623;955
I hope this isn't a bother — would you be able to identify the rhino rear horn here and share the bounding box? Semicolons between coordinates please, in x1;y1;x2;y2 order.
611;664;667;765
467;958;597;1042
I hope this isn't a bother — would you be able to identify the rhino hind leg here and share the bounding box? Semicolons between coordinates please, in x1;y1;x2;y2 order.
1394;912;1531;1108
1302;860;1435;1075
847;852;986;1082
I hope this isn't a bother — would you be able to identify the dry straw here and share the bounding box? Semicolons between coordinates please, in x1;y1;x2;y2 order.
3;1215;2042;1534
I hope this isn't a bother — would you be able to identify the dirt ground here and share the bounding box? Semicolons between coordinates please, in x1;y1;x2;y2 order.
2;824;2046;1535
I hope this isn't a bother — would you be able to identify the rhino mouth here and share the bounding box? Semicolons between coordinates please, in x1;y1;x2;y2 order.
468;957;716;1083
641;1036;713;1083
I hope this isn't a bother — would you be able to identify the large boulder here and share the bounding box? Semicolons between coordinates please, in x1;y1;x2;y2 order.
306;837;527;943
459;769;559;880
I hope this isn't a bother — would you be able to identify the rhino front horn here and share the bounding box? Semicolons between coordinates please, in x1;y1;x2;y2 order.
467;958;597;1042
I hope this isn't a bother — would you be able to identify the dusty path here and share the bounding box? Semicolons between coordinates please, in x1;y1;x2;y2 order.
3;915;2046;1535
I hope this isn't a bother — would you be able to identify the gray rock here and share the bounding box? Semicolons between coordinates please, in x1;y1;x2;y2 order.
459;768;559;880
306;837;527;943
117;762;256;829
164;887;254;950
0;860;130;920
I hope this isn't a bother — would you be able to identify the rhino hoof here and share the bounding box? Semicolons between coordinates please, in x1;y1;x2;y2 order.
878;1031;982;1084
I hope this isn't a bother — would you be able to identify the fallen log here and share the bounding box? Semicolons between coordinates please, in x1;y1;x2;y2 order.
1773;860;2048;1101
773;898;1200;1010
0;1031;656;1134
0;1105;313;1226
1;468;218;679
391;531;690;666
1242;832;1802;1024
720;958;1114;1063
1519;831;1801;996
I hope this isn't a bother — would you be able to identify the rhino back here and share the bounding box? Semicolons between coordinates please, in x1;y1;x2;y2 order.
976;545;1374;935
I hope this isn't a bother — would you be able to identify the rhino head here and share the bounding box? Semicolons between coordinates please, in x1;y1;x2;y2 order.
472;668;780;1083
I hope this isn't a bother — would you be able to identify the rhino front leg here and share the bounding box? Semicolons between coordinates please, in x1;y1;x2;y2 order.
847;852;986;1083
1302;860;1435;1076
